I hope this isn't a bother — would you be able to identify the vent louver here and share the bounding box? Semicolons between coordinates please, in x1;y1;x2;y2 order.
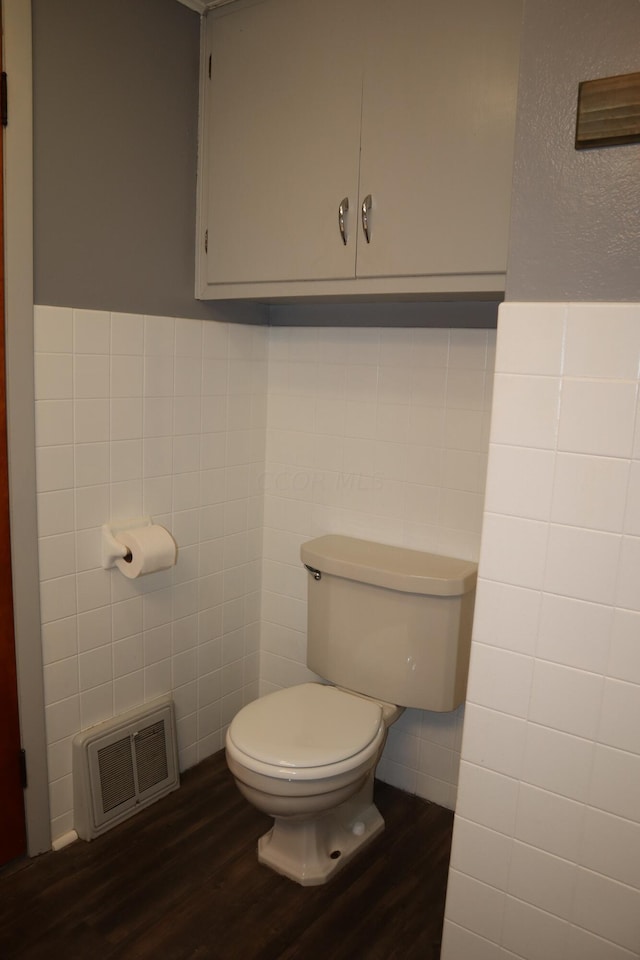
73;698;179;841
135;721;169;793
97;737;136;812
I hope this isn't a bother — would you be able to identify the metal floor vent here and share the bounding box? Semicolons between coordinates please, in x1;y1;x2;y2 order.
72;697;179;841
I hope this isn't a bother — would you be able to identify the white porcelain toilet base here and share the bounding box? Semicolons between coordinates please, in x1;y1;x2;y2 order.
257;780;385;886
225;683;404;886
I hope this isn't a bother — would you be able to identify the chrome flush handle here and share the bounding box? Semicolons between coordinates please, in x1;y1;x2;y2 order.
338;197;349;245
361;194;372;243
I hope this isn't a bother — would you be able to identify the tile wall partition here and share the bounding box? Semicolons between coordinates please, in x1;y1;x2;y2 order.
34;306;267;841
35;314;495;839
261;325;496;808
442;302;640;960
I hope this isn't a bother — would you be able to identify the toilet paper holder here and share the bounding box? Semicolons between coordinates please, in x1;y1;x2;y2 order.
101;516;152;569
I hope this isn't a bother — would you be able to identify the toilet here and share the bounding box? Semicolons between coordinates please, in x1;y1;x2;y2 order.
226;535;477;886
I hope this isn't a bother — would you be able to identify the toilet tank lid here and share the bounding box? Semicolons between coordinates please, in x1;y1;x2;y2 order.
301;535;477;597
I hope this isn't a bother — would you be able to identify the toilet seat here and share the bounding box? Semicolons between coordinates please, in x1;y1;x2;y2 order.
226;683;386;781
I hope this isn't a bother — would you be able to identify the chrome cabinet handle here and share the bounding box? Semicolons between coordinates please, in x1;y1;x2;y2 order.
361;194;372;243
338;197;349;245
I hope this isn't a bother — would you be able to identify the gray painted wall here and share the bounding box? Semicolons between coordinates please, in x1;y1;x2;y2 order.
506;0;640;302
32;0;266;324
269;300;499;327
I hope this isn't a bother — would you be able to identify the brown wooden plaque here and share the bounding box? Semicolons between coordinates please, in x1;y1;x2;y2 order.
575;70;640;149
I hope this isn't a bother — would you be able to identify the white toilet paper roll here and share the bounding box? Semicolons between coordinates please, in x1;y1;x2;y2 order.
114;524;177;579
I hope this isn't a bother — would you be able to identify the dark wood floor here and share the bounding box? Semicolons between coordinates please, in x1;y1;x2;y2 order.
0;751;454;960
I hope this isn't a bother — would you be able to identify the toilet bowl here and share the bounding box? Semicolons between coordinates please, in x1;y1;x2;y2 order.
225;682;402;885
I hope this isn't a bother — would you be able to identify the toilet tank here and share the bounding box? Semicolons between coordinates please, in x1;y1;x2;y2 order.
300;535;477;712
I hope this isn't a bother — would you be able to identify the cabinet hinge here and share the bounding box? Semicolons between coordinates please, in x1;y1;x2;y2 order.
208;54;212;79
19;749;27;789
204;229;208;254
1;73;8;127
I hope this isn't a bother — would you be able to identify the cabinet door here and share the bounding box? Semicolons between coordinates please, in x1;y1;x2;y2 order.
203;0;363;286
356;0;522;280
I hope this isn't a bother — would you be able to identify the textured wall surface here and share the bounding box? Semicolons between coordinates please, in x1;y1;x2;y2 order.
506;0;640;302
32;0;265;325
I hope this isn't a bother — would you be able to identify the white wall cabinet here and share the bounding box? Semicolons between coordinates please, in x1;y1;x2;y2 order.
196;0;523;301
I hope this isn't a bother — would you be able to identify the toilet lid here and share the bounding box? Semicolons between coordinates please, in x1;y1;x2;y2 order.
228;683;384;769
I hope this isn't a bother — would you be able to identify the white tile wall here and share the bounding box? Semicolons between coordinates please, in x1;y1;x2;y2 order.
442;302;640;960
41;299;640;954
34;306;267;841
261;325;496;808
34;313;495;835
